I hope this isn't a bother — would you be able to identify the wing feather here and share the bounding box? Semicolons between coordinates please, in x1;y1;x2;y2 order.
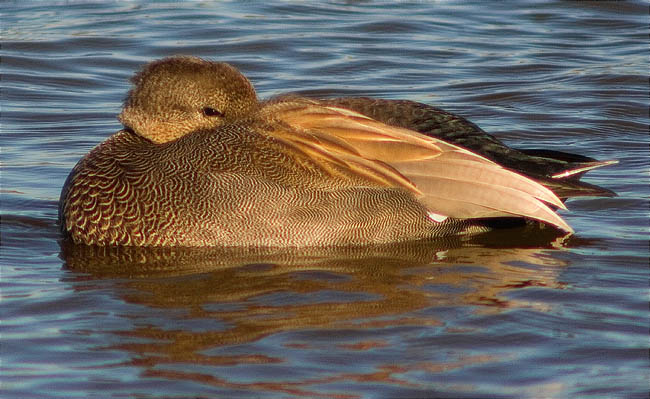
261;102;573;232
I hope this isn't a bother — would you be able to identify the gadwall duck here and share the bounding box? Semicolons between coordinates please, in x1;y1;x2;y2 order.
59;56;616;247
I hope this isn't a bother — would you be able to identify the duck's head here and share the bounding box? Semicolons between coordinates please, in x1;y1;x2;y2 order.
118;56;259;144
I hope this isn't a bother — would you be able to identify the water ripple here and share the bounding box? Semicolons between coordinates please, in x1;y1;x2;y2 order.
1;1;647;398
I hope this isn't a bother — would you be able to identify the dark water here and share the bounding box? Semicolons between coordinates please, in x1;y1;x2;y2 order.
2;1;648;398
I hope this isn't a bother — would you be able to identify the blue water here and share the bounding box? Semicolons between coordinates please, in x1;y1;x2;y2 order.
2;1;648;398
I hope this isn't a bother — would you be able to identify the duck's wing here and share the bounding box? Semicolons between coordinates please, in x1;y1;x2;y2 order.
319;97;506;152
261;102;573;233
321;97;617;197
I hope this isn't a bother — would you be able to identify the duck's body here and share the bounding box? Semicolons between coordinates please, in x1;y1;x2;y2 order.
59;56;615;247
60;120;479;246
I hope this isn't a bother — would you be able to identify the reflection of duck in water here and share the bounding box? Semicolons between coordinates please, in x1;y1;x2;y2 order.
59;56;616;247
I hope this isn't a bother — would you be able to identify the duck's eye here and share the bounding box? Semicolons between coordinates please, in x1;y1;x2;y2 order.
202;107;224;117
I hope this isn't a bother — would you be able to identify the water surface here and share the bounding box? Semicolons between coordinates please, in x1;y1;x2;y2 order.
1;1;648;398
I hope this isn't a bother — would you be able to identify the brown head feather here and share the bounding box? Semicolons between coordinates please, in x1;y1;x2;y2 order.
118;56;259;143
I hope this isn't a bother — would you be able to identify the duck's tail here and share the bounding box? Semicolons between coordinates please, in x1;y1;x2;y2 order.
515;149;618;199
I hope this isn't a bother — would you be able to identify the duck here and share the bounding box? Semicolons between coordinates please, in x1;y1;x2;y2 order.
58;56;616;247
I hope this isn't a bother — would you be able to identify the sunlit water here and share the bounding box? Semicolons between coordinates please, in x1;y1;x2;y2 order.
1;1;648;398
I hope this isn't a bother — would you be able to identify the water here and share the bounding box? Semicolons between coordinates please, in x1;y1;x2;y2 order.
1;1;648;398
